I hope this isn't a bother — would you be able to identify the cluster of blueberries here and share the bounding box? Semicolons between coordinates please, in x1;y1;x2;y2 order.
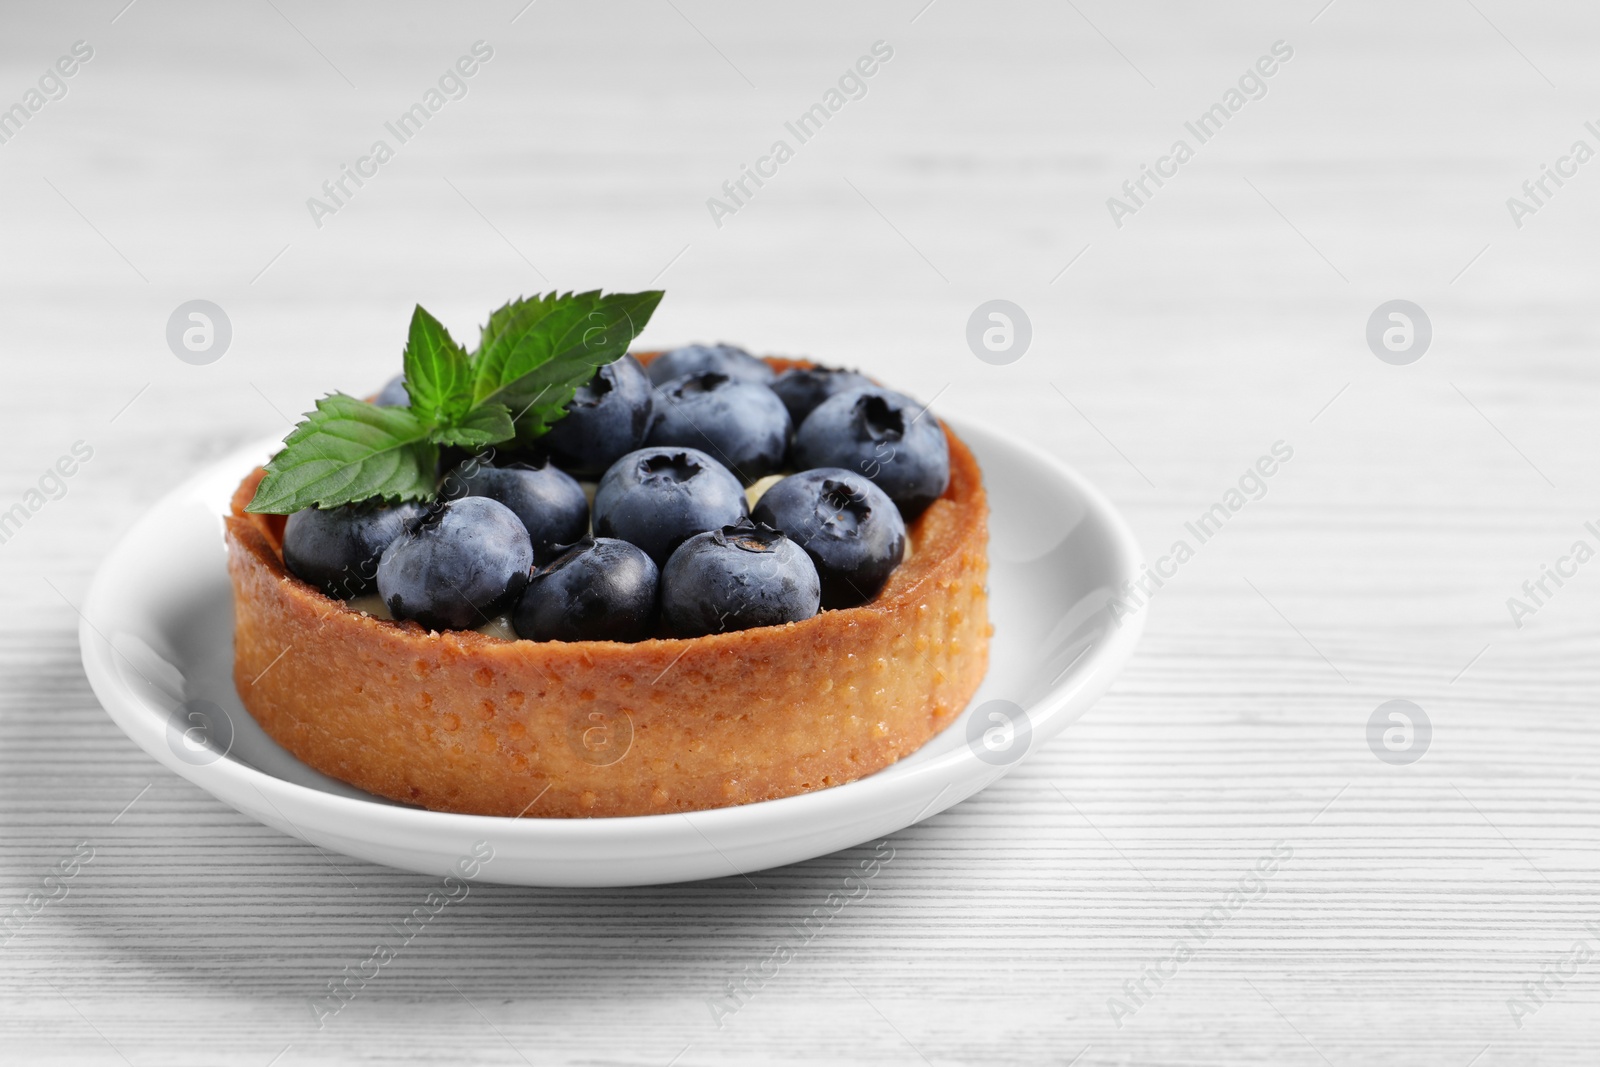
284;343;950;641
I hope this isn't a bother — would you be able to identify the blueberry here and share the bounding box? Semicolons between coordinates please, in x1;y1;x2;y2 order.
770;366;873;427
751;468;906;609
660;521;821;637
512;537;658;642
283;499;427;598
539;354;655;478
376;497;534;631
439;457;588;563
374;374;409;407
593;447;748;567
792;387;950;519
646;372;791;482
646;343;774;387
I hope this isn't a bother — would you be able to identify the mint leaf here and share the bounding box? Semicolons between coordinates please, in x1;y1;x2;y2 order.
432;403;514;448
247;289;666;515
472;290;662;440
245;394;438;514
401;305;473;428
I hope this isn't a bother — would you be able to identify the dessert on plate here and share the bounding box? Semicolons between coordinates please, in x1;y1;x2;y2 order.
224;291;990;817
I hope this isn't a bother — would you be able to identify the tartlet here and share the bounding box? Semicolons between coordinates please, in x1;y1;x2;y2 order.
225;357;991;817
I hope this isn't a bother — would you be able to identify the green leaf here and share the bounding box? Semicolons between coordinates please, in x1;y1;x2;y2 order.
432;403;514;448
471;290;663;439
401;305;473;428
248;289;666;515
245;394;438;514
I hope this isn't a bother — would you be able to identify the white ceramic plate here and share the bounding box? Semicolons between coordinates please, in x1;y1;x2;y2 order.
79;419;1144;887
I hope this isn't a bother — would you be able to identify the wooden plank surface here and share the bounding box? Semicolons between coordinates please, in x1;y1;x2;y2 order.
4;0;1600;1063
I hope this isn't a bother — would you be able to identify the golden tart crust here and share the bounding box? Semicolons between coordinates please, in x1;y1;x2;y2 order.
224;362;990;818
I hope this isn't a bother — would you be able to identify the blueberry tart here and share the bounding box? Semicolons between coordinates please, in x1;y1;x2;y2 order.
224;292;989;818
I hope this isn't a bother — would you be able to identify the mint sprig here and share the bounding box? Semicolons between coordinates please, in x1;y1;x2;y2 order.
246;289;662;514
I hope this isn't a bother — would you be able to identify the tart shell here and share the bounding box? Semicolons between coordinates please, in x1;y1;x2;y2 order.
224;360;990;818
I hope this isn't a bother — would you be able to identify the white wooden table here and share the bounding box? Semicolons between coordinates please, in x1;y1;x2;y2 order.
4;1;1599;1063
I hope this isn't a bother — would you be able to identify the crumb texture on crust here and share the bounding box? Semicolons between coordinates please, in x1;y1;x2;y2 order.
226;384;990;818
